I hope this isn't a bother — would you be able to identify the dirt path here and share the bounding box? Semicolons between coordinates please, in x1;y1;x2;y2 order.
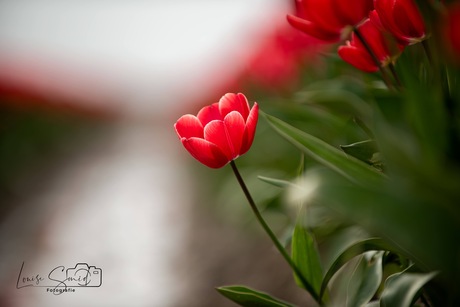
0;120;311;306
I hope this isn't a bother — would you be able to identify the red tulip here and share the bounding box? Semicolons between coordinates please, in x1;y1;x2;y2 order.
243;22;325;90
338;13;404;72
174;93;259;169
374;0;426;45
444;3;460;59
287;0;374;42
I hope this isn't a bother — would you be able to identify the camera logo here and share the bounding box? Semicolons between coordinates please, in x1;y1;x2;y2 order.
65;263;102;287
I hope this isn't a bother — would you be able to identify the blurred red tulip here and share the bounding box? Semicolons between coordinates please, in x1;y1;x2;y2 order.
174;93;258;169
287;0;373;42
338;14;404;72
243;23;325;90
444;3;460;59
374;0;426;45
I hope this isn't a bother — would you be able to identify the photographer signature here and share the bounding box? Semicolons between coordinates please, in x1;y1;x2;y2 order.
16;262;102;292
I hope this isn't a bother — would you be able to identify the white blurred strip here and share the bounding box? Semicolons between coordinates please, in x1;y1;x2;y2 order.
2;122;193;307
0;0;290;116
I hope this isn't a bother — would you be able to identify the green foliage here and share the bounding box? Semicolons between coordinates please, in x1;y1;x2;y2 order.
216;286;296;307
215;3;460;307
291;223;323;299
320;238;398;301
264;113;385;189
380;270;438;307
346;251;384;307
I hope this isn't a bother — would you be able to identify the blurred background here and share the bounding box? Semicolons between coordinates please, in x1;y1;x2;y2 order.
0;0;323;306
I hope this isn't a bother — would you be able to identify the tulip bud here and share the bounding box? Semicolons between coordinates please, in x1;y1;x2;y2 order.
374;0;426;45
338;14;404;72
287;0;373;42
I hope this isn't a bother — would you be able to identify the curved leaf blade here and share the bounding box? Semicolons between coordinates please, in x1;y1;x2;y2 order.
347;251;384;307
258;176;297;189
264;113;385;189
340;140;378;165
216;285;296;307
291;224;323;300
380;271;438;307
320;238;398;301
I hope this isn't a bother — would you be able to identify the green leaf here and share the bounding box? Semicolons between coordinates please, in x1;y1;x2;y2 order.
216;286;296;307
294;79;372;119
302;173;459;282
380;271;437;307
258;176;297;189
263;113;385;189
347;251;384;307
291;224;323;300
320;238;397;301
340;140;378;165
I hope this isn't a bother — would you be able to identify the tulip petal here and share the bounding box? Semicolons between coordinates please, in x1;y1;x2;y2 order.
369;11;406;56
446;4;460;56
338;44;379;72
174;114;203;139
204;120;233;160
355;17;381;50
393;0;425;40
218;93;250;120
334;0;373;26
375;0;425;44
301;0;343;32
287;15;341;42
241;103;259;155
181;137;229;169
224;111;245;158
197;103;222;126
175;93;259;168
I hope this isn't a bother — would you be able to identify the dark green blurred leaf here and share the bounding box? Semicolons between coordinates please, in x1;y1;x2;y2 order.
302;173;459;284
295;87;371;119
396;42;448;167
294;78;372;119
380;270;437;307
216;286;295;307
264;113;386;189
291;224;323;300
261;100;364;145
340;140;378;165
347;251;384;307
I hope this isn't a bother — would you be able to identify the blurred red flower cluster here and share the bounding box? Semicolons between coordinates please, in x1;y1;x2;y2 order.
240;22;325;90
288;0;428;72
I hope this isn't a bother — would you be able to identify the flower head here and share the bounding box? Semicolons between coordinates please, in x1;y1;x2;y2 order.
338;13;404;72
174;93;259;169
287;0;374;42
374;0;426;45
444;3;460;59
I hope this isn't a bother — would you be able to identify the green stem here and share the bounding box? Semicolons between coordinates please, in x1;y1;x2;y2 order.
422;39;432;65
389;63;402;88
353;117;374;139
353;28;394;90
229;160;321;304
